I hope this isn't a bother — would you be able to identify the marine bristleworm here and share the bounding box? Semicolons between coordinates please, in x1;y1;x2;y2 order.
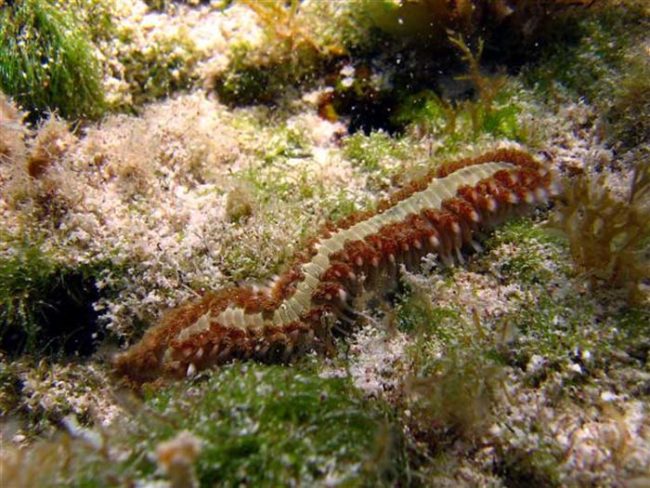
115;148;556;382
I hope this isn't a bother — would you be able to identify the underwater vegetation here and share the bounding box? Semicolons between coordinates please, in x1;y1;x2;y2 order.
397;292;504;440
551;161;650;303
0;237;104;356
2;109;79;224
0;91;27;162
0;0;105;121
212;0;594;125
110;20;201;111
391;32;525;147
606;46;650;148
393;212;650;484
343;130;411;190
1;364;405;486
210;0;356;105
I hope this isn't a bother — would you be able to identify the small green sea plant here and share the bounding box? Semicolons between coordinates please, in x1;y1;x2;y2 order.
606;44;650;148
0;0;105;121
396;289;504;440
526;0;648;106
551;161;650;303
343;130;409;173
392;33;521;145
448;34;508;137
117;31;200;110
211;0;357;105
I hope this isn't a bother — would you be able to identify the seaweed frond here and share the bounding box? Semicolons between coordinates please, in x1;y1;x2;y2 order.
391;32;519;144
397;290;504;440
239;0;343;57
448;32;508;138
550;161;650;303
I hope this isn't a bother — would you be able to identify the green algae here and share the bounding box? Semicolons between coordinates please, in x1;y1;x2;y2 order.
117;32;200;110
496;438;564;488
393;87;525;148
0;0;105;121
395;285;504;441
344;131;409;174
394;210;647;482
606;50;650;147
3;363;405;487
0;234;128;356
526;1;649;111
486;218;569;285
144;364;404;487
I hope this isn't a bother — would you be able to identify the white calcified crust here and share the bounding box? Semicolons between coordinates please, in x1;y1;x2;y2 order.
178;161;516;342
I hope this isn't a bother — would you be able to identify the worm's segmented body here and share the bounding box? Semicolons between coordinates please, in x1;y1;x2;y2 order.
115;149;555;382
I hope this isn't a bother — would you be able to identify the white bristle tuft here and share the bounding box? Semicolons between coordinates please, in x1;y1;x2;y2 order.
487;198;497;212
429;235;440;248
524;191;535;204
267;275;280;290
452;222;461;235
414;239;422;250
470;211;480;222
187;363;197;377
